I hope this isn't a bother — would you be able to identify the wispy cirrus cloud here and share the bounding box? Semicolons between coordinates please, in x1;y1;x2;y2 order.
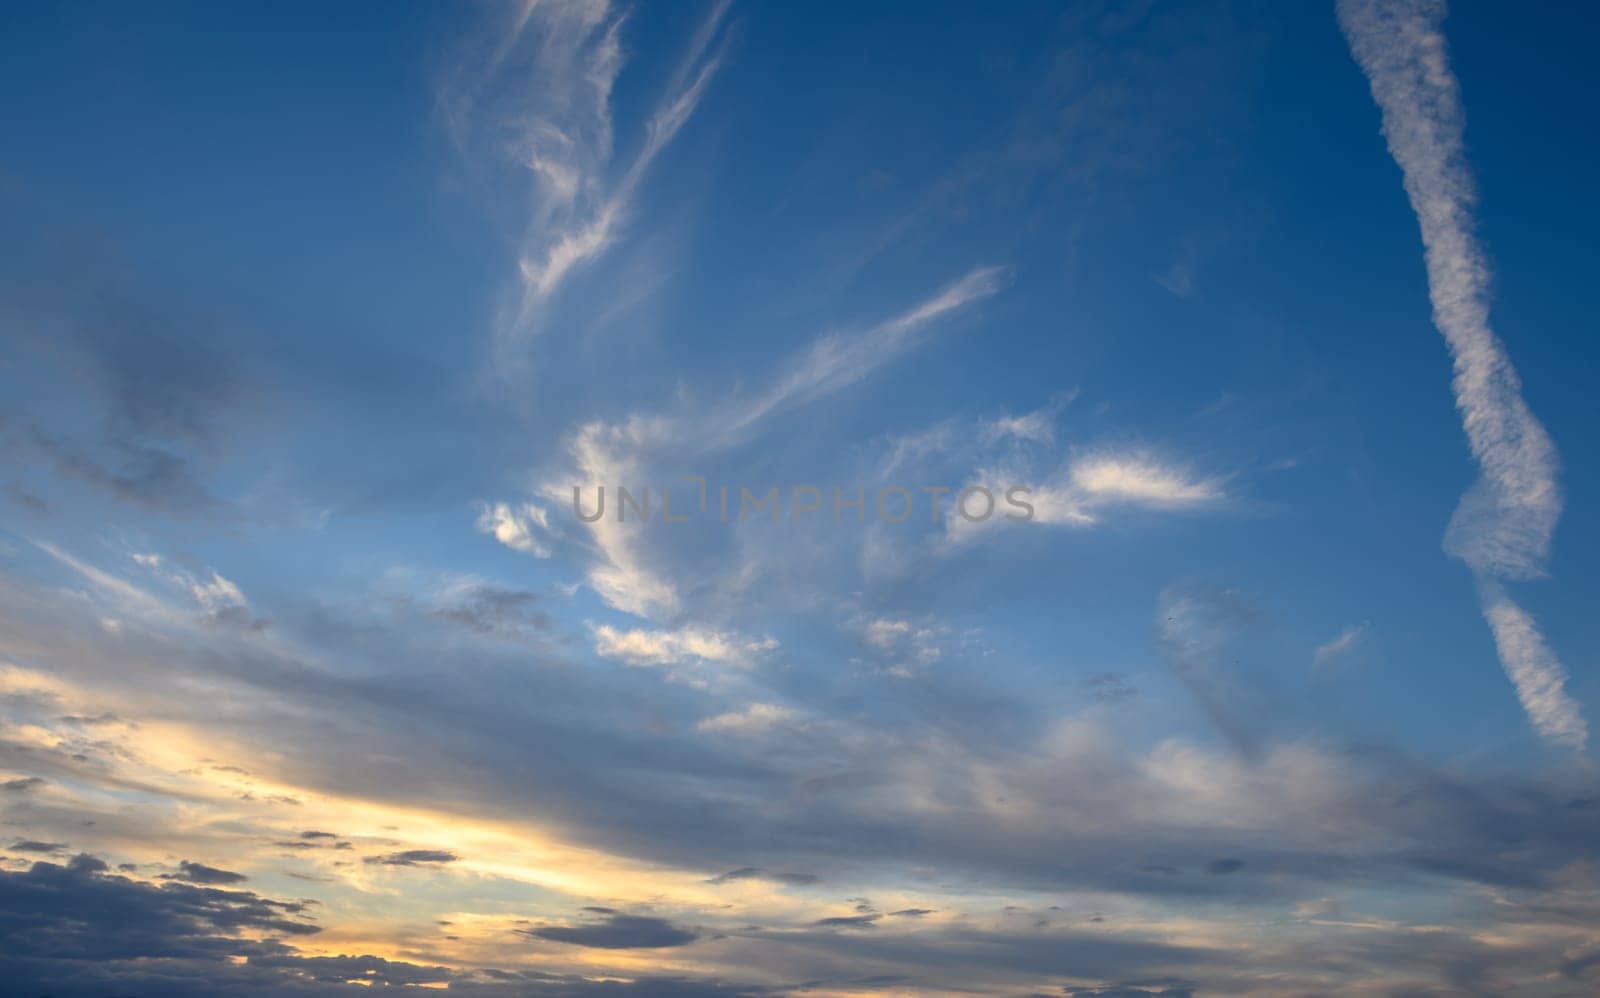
445;0;734;365
1339;0;1586;750
720;265;1012;439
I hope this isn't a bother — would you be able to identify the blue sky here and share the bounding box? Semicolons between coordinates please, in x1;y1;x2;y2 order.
1;1;1598;995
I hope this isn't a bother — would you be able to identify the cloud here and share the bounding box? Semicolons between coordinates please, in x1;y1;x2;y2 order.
945;451;1220;546
529;912;700;949
0;852;770;996
364;849;458;867
592;624;775;668
9;840;68;854
431;581;552;638
1313;623;1369;669
979;393;1074;446
706;866;820;887
476;502;553;558
1067;982;1196;998
722;266;1011;437
498;266;1009;618
1479;585;1588;752
0;856;516;997
0;246;265;522
814;913;880;929
1154;260;1195;299
447;0;734;359
163;860;248;885
1;776;45;792
1157;584;1264;756
863;618;913;650
1069;456;1221;507
1338;0;1586;750
9;520;1600;996
0;855;318;951
698;703;795;735
5;424;222;516
130;552;258;627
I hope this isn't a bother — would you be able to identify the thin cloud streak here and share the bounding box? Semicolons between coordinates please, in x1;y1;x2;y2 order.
723;265;1012;438
1338;0;1585;750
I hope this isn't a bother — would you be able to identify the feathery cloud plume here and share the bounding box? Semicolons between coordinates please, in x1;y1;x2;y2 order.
447;0;734;364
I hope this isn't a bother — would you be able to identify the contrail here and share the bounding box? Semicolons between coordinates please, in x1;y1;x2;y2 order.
1338;0;1585;749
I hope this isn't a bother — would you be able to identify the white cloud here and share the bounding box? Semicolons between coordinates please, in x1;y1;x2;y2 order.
1313;623;1369;669
863;618;913;650
190;572;247;614
697;702;794;735
1069;455;1220;506
1339;0;1585;749
475;502;552;559
858;616;945;676
547;415;680;617
591;623;776;668
945;452;1218;546
131;552;248;614
1480;585;1586;751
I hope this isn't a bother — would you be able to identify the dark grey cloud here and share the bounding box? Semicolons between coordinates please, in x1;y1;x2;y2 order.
455;974;774;997
364;849;458;866
814;914;880;929
433;585;552;637
8;839;67;854
4;485;49;515
708;866;820;886
727;921;1216;989
529;913;700;950
0;854;777;997
1563;947;1600;981
1157;582;1269;757
2;422;223;516
0;855;318;973
1;776;45;792
1066;981;1197;998
0;853;766;997
1204;858;1242;875
888;908;935;918
163;860;248;885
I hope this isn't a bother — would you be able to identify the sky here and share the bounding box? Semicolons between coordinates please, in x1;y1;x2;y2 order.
1;1;1598;995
